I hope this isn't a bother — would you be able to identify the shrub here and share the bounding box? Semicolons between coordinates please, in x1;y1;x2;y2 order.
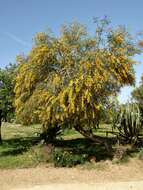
113;145;131;163
53;148;87;167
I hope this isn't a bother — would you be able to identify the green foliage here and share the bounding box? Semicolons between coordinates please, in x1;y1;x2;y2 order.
113;103;143;144
53;148;87;167
100;95;120;124
132;75;143;113
0;64;17;121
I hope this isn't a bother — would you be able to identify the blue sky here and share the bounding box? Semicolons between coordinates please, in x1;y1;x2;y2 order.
0;0;143;102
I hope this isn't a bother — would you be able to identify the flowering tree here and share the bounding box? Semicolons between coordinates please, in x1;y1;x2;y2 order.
14;19;139;143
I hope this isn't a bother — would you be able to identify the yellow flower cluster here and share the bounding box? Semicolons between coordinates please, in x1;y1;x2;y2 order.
14;23;137;127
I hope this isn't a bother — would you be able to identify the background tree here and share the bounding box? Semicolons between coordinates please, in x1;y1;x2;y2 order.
14;18;139;143
132;75;143;114
0;64;17;143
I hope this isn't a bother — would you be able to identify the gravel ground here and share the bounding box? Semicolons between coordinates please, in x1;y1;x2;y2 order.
1;159;143;190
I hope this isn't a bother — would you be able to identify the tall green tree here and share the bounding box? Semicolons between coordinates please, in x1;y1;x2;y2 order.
14;19;139;144
132;75;143;113
0;64;17;143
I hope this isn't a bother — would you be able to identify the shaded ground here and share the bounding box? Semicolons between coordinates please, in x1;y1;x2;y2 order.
0;123;116;169
0;123;42;169
0;123;143;190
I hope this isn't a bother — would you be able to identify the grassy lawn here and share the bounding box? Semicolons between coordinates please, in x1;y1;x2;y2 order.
0;122;142;169
0;123;44;169
2;123;41;139
0;123;113;169
61;123;116;139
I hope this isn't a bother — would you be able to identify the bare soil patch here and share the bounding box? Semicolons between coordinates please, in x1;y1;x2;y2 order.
0;159;143;190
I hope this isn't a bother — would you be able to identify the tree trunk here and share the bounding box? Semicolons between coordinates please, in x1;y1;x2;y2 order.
40;124;61;143
74;125;113;153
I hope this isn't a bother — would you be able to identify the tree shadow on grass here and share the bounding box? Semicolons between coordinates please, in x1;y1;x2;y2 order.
0;136;116;163
0;137;40;157
53;138;115;162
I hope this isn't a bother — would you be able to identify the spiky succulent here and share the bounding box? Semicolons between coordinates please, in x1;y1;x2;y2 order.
113;103;143;144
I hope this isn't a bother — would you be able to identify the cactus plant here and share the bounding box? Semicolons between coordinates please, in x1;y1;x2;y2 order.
113;103;143;144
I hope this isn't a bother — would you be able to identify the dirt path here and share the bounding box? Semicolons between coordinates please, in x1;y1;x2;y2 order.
11;182;143;190
1;159;143;190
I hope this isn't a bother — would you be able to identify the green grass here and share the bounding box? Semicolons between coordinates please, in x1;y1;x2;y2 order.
0;123;46;169
0;123;114;169
0;122;140;169
1;123;41;139
61;123;115;139
61;128;82;139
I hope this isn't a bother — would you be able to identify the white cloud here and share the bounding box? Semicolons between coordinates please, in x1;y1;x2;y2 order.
5;32;30;47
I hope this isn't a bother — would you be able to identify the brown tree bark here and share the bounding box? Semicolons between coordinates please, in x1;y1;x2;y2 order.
74;125;113;153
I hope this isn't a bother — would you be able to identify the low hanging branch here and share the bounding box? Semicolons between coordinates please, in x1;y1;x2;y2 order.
74;125;114;153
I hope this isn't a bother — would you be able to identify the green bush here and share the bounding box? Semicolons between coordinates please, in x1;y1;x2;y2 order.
53;148;87;167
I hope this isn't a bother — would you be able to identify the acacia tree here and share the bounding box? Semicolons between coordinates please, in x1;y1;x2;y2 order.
14;19;139;144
